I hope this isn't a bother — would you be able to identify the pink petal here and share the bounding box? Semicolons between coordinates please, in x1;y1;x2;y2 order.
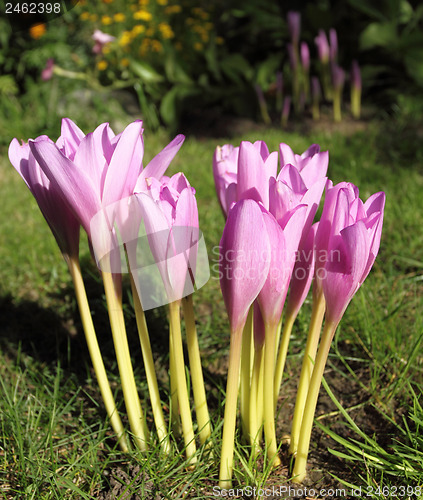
257;209;288;326
323;220;369;325
73;130;105;199
277;164;307;194
29;138;100;235
298;150;329;188
269;178;302;223
102;120;144;206
286;222;317;318
225;183;237;216
299;176;326;242
220;199;271;333
237;141;270;209
279;143;296;167
57;118;85;160
8;138;31;189
135;134;185;192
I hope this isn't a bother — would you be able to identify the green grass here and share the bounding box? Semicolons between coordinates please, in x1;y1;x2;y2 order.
1;117;423;498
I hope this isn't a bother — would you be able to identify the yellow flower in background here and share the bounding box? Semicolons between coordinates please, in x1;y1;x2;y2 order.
157;0;167;5
103;46;111;55
114;13;125;22
158;22;174;39
97;60;108;70
101;15;112;25
90;14;98;21
134;9;152;21
119;31;132;47
80;12;90;20
120;58;130;67
140;38;150;56
151;40;163;52
164;5;181;14
29;23;46;39
132;25;145;36
193;42;203;51
216;36;224;45
192;7;208;19
139;0;149;5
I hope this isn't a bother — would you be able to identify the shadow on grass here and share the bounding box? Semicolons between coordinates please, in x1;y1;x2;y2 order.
0;253;227;410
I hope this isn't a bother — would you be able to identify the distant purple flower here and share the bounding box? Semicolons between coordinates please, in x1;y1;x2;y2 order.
311;76;321;99
287;43;297;70
92;29;115;54
351;60;362;91
300;42;310;72
332;64;345;89
41;58;54;81
282;96;291;126
276;71;283;95
329;29;338;62
287;11;301;45
254;84;265;107
315;30;330;64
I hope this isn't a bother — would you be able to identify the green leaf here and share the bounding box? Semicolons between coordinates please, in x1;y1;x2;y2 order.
164;55;192;84
255;55;281;89
0;75;18;96
404;49;423;87
360;22;398;50
220;54;253;84
130;61;164;83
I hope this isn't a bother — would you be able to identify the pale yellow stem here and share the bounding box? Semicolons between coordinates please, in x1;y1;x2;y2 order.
240;306;253;439
102;271;148;451
129;274;170;454
249;343;264;457
274;315;283;364
182;295;211;446
219;328;243;489
67;258;129;452
263;322;281;467
256;346;265;445
168;300;197;461
274;312;296;409
169;323;180;438
289;292;325;455
333;90;342;122
292;320;338;482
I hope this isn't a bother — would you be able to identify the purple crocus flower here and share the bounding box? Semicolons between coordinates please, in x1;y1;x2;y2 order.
287;11;301;45
311;76;321;99
329;28;338;62
41;58;54;81
351;60;362;91
315;30;330;64
300;42;310;72
332;64;345;90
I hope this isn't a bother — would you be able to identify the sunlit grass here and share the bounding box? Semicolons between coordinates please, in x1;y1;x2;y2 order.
0;119;422;497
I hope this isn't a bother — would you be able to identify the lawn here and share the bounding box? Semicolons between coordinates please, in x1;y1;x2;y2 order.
0;117;422;499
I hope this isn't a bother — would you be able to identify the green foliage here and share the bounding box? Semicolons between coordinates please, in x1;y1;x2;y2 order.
349;0;423;97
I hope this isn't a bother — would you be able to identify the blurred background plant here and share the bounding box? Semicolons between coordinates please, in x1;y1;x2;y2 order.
1;0;423;141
